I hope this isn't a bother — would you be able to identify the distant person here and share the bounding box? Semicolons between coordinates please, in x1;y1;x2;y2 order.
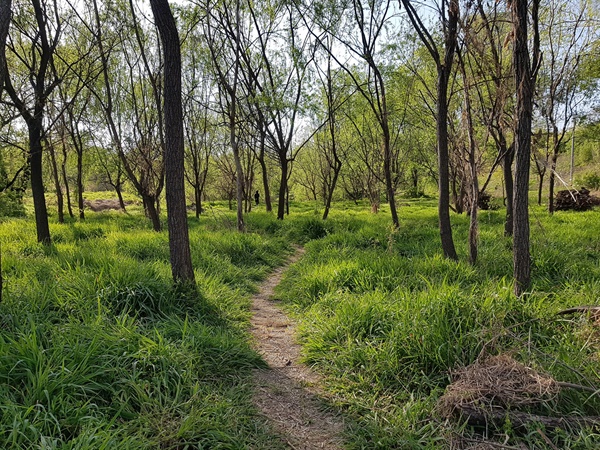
254;190;260;205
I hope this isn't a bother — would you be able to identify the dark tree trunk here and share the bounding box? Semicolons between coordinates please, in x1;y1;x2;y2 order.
116;184;126;211
548;128;560;214
277;158;288;220
76;149;84;219
402;0;459;260
4;0;54;245
285;183;290;216
150;0;196;284
323;160;341;220
537;172;544;206
511;0;539;296
0;0;10;93
194;186;202;219
29;121;51;244
257;136;272;213
376;71;399;229
437;70;458;260
60;143;74;219
48;139;64;223
143;195;162;232
503;143;515;236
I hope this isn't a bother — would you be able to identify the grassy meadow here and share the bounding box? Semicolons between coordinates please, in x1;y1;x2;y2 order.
0;198;599;448
277;199;600;449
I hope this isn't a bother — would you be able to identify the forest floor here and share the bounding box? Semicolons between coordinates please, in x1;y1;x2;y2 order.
250;246;345;449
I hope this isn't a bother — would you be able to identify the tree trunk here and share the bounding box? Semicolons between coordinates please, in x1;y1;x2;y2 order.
150;0;196;284
277;158;288;220
437;69;458;260
116;184;126;211
548;129;560;214
29;120;51;244
503;143;515;236
322;159;341;220
48;139;64;224
73;136;85;220
61;143;74;219
258;145;272;212
231;121;245;232
194;185;202;219
512;0;538;296
377;73;399;229
537;172;544;206
144;195;162;232
0;0;10;94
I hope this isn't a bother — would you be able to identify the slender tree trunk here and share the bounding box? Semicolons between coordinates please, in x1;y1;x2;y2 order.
548;129;559;214
231;119;245;232
378;75;399;229
323;160;341;220
437;70;458;260
116;184;126;211
537;172;544;206
258;144;272;212
61;144;74;219
277;158;288;220
285;183;290;216
151;0;196;284
143;195;161;231
194;185;201;218
0;0;10;94
0;0;9;302
48;140;65;223
29;120;51;244
512;0;538;296
76;149;84;219
503;143;515;236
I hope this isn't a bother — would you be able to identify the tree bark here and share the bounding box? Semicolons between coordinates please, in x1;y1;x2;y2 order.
4;0;54;245
503;143;515;236
0;0;10;93
60;137;74;219
150;0;196;284
548;127;560;214
257;133;272;212
47;138;65;223
29;120;51;244
277;158;288;220
437;68;458;260
511;0;539;296
401;0;458;260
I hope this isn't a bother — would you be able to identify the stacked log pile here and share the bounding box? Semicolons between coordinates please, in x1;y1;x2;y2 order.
555;188;600;211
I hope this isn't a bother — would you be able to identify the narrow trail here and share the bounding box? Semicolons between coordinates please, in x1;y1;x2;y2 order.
250;247;345;450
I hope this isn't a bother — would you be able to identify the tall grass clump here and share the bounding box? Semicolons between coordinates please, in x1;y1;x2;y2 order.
277;200;600;448
0;211;289;449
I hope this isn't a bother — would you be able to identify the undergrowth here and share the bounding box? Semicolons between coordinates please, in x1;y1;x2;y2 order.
0;210;289;449
2;200;600;449
277;200;600;449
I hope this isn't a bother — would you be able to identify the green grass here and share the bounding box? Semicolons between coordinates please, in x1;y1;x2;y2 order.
2;200;600;448
0;211;290;449
276;200;600;449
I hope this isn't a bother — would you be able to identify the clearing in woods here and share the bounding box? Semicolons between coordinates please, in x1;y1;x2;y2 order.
250;247;345;449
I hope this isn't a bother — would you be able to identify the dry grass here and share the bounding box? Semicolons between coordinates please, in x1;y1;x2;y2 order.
437;354;559;418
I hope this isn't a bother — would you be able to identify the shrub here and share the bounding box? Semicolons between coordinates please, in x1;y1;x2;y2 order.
576;171;600;190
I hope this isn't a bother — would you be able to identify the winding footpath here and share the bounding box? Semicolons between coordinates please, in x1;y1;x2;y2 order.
250;247;345;449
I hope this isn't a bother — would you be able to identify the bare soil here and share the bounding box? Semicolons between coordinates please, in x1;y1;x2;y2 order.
250;247;345;449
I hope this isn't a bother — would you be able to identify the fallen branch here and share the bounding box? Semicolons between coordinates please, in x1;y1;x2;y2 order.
557;306;600;316
456;404;600;430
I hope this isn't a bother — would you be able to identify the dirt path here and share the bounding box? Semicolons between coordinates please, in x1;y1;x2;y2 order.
251;247;345;450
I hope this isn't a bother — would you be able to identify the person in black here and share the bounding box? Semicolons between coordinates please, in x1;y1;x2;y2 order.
254;190;260;205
